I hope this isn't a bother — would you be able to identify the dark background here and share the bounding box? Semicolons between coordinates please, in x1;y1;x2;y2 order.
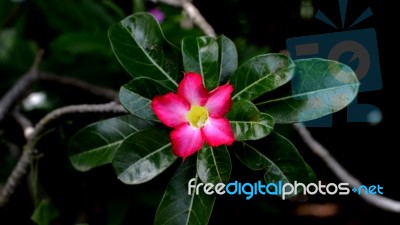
1;0;398;224
198;0;399;223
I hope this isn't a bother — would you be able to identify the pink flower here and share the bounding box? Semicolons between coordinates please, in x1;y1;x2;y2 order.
151;72;235;159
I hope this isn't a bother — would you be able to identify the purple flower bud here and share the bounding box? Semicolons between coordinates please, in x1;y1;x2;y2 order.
148;8;165;23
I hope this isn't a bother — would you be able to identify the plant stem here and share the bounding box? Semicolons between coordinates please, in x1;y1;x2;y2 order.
0;50;43;123
39;72;119;102
293;123;400;213
0;102;127;208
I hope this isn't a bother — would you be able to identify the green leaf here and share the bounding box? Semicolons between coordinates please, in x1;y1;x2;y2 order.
256;58;360;123
31;199;59;225
182;36;219;90
68;115;153;172
217;35;238;84
108;12;181;89
181;35;238;89
227;100;274;141
197;145;231;184
119;78;172;121
260;132;309;184
235;132;309;197
112;128;177;184
231;54;294;101
154;157;215;225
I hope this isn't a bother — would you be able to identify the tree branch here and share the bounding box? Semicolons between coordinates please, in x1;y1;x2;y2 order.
27;102;127;148
0;149;33;207
1;49;120;125
293;123;400;213
0;102;127;207
12;107;34;139
39;72;119;102
0;50;43;123
181;1;216;37
157;0;216;37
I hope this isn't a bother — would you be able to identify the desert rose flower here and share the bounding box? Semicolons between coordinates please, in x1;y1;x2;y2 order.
151;72;235;158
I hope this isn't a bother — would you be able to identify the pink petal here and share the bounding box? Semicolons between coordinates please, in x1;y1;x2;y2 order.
152;93;190;128
178;72;208;106
202;117;235;147
170;124;204;158
205;84;233;117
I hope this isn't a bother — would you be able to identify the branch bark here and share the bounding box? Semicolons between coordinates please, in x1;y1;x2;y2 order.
0;50;43;123
1;52;120;125
39;72;119;102
12;108;34;139
27;102;127;148
0;102;127;208
181;1;216;37
157;0;216;37
0;149;33;207
293;123;400;213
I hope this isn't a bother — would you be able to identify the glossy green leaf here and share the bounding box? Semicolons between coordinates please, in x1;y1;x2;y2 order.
112;128;177;184
231;54;294;101
119;78;172;121
236;132;309;197
68;115;153;172
256;58;360;123
197;145;231;184
31;199;59;225
227;100;274;141
217;35;238;84
260;132;309;184
108;12;181;89
182;36;219;90
155;157;215;225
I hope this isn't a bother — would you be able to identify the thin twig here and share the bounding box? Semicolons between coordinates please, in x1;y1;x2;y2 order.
12;107;34;139
27;102;127;148
0;102;127;207
0;50;44;123
157;0;216;37
39;72;119;102
181;1;216;37
293;123;400;213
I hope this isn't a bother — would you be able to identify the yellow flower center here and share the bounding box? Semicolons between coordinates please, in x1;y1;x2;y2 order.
186;105;209;128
